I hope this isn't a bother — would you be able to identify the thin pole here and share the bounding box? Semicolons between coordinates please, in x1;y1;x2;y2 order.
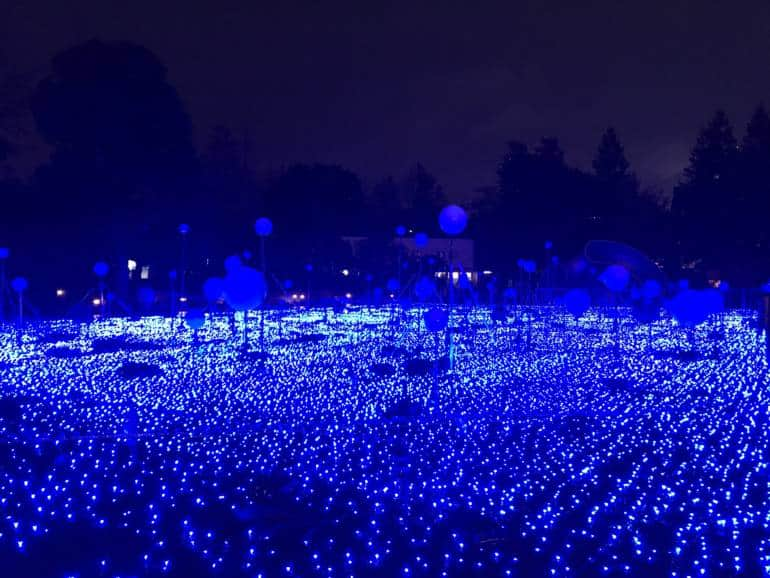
260;237;266;352
0;261;5;322
447;239;455;371
16;292;23;346
180;237;187;302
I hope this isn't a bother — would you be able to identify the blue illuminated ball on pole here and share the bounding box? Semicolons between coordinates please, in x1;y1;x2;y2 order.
185;309;206;330
11;277;27;293
563;288;590;319
517;259;536;274
224;255;242;274
395;225;406;237
640;279;662;300
438;205;467;236
414;276;435;301
666;289;710;326
223;266;266;311
386;278;400;292
599;265;630;293
203;277;225;302
414;232;429;248
93;261;110;278
178;223;190;235
254;217;273;237
93;262;109;278
0;247;9;260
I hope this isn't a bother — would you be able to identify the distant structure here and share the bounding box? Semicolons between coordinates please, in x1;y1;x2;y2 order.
342;236;478;284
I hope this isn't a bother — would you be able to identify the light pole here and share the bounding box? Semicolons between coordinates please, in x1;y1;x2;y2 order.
0;247;9;322
438;205;468;372
254;217;273;352
11;276;27;345
178;223;190;306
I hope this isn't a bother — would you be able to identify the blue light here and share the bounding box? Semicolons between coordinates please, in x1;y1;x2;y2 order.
0;305;766;576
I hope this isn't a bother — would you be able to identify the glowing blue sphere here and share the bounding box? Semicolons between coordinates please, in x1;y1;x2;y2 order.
223;266;266;311
178;223;190;235
414;232;429;248
224;255;242;274
93;261;109;278
438;205;467;236
11;276;27;293
599;265;630;292
503;287;517;300
386;278;400;292
414;276;435;301
667;289;711;326
254;217;273;237
185;309;206;330
395;225;406;237
563;288;590;318
518;259;536;274
203;277;225;302
0;247;9;259
640;279;662;300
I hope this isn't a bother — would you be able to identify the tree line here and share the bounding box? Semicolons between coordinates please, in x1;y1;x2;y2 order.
0;39;769;301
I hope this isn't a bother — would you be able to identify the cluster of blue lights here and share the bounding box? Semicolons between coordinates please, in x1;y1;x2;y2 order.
0;305;768;577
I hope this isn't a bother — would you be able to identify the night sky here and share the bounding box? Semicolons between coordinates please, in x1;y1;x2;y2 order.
2;0;770;199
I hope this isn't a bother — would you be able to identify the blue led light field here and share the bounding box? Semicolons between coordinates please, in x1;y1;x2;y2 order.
0;306;768;577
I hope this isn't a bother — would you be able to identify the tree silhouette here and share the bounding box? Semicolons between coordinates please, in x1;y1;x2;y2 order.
0;73;27;165
739;104;770;254
591;127;644;242
671;110;739;276
401;164;446;233
499;138;592;254
261;163;364;280
194;125;264;262
31;39;197;222
534;137;565;165
593;128;634;185
369;176;403;233
265;163;364;237
22;39;199;300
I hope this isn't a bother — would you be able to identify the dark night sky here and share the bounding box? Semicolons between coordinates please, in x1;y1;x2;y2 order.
2;0;770;199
